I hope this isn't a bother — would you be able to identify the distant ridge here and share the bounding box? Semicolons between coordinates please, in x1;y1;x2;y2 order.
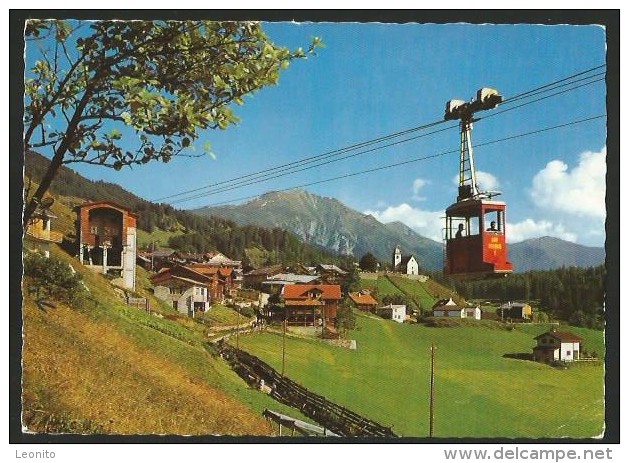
195;189;605;271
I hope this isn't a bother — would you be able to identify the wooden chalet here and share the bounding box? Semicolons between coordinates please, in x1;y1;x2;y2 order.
283;284;342;327
186;263;235;302
348;291;378;313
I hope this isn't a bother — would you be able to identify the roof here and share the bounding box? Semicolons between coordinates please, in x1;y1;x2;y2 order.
32;207;57;219
151;249;175;258
151;265;210;285
283;284;342;300
432;297;458;309
268;273;320;284
155;275;208;287
187;264;233;277
317;264;348;275
399;255;416;266
535;330;583;342
245;265;284;277
378;304;406;311
348;292;378;306
74;200;138;218
500;302;531;309
285;300;325;306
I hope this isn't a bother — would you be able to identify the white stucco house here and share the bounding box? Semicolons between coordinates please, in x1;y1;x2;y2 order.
431;297;481;320
532;329;583;363
377;304;407;323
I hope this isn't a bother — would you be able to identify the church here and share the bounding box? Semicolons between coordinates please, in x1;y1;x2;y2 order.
392;246;419;275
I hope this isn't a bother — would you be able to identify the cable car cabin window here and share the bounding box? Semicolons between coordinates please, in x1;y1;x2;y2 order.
483;209;505;234
446;215;480;239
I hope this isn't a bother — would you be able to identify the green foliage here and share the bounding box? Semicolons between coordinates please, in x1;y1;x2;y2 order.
238;316;605;438
23;252;87;305
334;301;356;338
341;265;361;294
359;252;378;272
25;151;345;266
23;19;322;225
440;266;605;329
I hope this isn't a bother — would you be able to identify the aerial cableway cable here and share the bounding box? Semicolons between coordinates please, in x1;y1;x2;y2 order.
200;113;606;208
152;119;448;202
156;64;606;205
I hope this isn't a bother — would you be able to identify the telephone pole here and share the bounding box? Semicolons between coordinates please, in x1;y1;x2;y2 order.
429;343;436;438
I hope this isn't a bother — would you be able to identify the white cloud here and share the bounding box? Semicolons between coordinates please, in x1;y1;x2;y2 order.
411;178;428;201
364;203;444;242
530;147;606;219
507;218;577;244
451;170;500;192
476;171;500;192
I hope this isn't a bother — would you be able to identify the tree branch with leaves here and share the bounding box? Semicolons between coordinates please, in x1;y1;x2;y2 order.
23;19;323;227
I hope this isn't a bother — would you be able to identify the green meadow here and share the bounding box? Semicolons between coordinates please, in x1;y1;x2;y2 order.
238;312;605;438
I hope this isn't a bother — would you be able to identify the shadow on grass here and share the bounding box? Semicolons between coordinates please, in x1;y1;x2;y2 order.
502;352;535;362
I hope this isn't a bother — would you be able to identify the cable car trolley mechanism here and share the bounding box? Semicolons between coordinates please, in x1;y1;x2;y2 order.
443;88;513;279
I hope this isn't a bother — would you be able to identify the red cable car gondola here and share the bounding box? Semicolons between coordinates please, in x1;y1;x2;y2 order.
443;88;513;279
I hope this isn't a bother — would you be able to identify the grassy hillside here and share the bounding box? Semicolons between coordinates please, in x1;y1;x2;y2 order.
238;312;605;438
21;244;311;435
357;273;464;311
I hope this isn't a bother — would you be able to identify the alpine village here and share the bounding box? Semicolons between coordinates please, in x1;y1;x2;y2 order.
19;19;607;441
22;149;605;439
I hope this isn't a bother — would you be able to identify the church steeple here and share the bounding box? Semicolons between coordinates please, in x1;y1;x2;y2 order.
392;245;402;270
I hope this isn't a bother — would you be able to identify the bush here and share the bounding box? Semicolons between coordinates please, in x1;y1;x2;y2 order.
23;252;88;306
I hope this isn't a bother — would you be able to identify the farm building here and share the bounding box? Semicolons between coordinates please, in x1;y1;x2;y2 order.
532;328;583;363
377;304;406;323
75;201;137;290
151;265;211;317
348;291;379;313
185;263;236;302
498;302;533;320
316;264;349;284
24;204;63;258
432;298;481;320
282;284;342;327
243;264;285;289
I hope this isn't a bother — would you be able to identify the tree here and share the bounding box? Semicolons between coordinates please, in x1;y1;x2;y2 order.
335;300;356;339
359;252;379;272
23;20;323;227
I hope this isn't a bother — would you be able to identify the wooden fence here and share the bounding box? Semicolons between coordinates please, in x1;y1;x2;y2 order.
215;341;397;438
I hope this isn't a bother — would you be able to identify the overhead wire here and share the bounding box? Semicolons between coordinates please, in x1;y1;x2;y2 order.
152;119;449;202
155;64;606;205
200;113;606;208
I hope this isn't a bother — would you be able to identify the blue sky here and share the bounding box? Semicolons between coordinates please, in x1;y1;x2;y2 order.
28;20;608;247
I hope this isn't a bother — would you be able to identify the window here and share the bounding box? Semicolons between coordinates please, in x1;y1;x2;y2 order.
90;226;98;235
483;209;505;234
566;351;571;356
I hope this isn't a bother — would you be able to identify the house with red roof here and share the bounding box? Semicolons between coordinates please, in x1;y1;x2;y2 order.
187;264;236;302
348;291;378;313
532;328;583;363
283;284;342;327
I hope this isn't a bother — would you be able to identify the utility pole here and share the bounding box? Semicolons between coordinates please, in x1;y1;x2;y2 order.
281;317;287;377
429;343;436;438
236;307;240;350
